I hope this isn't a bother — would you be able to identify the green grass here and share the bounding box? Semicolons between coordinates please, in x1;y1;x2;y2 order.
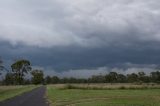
47;84;160;106
0;85;39;101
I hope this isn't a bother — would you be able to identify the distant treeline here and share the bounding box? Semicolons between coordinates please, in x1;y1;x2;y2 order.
0;59;160;85
1;71;160;85
44;71;160;84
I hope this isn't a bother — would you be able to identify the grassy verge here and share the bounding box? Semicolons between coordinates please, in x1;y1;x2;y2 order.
0;85;39;101
47;84;160;106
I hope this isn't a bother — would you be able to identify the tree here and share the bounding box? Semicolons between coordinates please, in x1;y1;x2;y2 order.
138;72;146;83
150;71;160;83
127;73;138;83
11;59;32;85
0;58;3;75
45;76;52;84
4;73;15;85
0;58;9;77
31;70;44;85
117;74;127;83
52;76;60;84
105;72;118;83
89;75;105;83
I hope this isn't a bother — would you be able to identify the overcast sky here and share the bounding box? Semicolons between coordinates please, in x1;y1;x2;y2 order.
1;0;160;78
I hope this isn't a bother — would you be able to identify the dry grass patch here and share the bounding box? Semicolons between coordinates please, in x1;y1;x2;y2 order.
50;83;160;90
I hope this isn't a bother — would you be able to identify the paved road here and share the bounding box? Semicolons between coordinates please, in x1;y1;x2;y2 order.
0;86;49;106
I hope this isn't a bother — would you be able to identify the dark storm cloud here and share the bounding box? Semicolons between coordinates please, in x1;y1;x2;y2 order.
1;40;160;77
1;0;160;77
1;41;159;78
1;41;160;69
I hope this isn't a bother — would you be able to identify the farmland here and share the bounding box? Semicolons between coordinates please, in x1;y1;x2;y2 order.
0;85;38;101
47;84;160;106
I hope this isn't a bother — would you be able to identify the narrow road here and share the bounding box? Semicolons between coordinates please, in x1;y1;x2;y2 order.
0;86;49;106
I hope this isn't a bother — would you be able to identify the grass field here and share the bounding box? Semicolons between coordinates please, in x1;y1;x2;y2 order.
47;84;160;106
0;85;38;101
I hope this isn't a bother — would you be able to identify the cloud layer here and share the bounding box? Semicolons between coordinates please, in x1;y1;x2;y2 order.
1;0;160;77
0;0;160;47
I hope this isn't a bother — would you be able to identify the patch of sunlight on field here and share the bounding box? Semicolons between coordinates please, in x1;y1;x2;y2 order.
0;85;39;101
47;84;160;106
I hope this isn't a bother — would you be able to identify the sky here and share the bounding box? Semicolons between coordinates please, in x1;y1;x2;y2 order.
1;0;160;78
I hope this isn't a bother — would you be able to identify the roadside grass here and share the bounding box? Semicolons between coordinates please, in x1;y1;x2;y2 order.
0;85;39;101
47;84;160;106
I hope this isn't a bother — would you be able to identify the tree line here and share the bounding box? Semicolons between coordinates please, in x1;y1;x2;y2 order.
0;59;160;85
0;59;44;85
43;71;160;84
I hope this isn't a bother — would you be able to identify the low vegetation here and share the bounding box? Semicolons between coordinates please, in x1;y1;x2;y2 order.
61;83;160;90
47;84;160;106
0;85;39;101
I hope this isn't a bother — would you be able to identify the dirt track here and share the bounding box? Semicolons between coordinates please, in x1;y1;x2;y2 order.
0;86;49;106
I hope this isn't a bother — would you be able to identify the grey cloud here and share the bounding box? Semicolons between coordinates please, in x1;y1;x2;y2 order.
0;0;160;48
1;0;160;77
1;41;160;71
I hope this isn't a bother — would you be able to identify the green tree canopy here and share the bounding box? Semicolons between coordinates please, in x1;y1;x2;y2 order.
11;59;32;85
31;70;44;85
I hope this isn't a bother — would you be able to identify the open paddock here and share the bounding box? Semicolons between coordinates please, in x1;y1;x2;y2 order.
47;84;160;106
